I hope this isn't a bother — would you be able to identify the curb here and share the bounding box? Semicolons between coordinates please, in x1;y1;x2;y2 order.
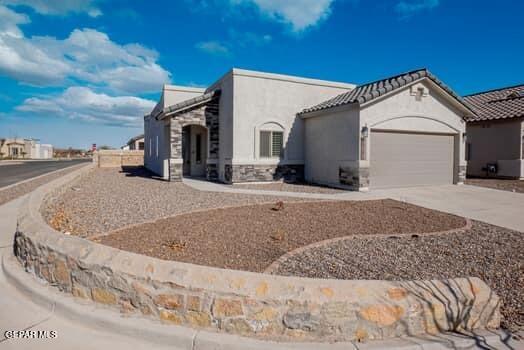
0;161;90;192
265;218;473;274
2;254;517;350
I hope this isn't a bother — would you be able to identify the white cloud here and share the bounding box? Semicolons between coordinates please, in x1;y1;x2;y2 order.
195;41;230;56
0;6;171;93
1;0;102;17
232;0;334;32
16;87;156;127
395;0;439;17
196;30;271;56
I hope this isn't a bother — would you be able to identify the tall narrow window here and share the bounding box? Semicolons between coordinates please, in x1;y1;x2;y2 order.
260;131;271;158
260;131;283;158
196;134;202;163
271;131;283;157
156;136;159;158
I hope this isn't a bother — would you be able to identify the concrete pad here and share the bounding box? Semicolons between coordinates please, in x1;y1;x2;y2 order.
375;184;524;232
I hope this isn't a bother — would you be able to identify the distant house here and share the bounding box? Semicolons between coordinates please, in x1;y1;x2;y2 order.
0;138;53;159
464;84;524;179
144;68;474;191
122;134;144;151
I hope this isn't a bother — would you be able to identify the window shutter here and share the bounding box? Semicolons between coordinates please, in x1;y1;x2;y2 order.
271;132;283;157
260;131;271;157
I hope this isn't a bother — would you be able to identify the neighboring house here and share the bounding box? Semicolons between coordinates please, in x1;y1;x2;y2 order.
24;138;54;159
1;138;26;158
144;68;475;191
0;138;53;159
123;134;145;151
463;84;524;179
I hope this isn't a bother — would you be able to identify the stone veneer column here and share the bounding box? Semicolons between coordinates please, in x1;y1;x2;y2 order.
169;119;183;181
205;102;219;181
168;103;219;182
339;166;369;191
458;165;466;184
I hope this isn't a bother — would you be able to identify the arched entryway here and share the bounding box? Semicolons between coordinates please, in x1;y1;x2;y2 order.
182;124;208;177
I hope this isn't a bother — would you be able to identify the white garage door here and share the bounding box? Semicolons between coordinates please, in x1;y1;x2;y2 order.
370;131;454;189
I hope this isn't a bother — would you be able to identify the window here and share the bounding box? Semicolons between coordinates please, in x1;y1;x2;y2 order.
138;142;144;150
260;131;283;158
196;134;202;163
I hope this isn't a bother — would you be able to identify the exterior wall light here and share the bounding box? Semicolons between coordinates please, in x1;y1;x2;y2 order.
361;126;369;138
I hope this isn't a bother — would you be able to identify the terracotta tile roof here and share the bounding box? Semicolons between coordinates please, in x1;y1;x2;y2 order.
154;90;221;120
299;68;474;116
463;84;524;122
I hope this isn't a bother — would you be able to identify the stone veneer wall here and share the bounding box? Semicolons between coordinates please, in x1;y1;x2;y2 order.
228;164;304;183
168;101;219;182
339;166;369;191
13;167;501;343
458;165;466;184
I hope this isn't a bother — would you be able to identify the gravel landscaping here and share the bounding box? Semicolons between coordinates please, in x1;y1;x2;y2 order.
43;167;307;237
232;182;345;194
0;164;87;206
97;200;465;272
273;221;524;333
466;178;524;193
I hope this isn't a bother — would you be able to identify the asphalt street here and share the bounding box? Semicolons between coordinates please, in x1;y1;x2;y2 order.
0;159;90;188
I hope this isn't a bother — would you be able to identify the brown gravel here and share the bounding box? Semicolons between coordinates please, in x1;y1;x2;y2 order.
97;200;466;273
273;221;524;333
232;182;344;194
0;164;87;206
43;167;307;237
466;178;524;193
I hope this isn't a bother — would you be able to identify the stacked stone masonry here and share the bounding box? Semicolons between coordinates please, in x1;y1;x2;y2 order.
12;167;501;343
339;167;369;190
230;165;305;183
168;101;219;182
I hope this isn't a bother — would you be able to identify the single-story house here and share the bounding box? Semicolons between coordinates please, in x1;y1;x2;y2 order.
122;134;145;151
144;68;475;191
463;84;524;179
0;138;26;158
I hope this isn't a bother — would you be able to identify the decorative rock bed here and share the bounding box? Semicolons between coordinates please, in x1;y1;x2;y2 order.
12;167;501;343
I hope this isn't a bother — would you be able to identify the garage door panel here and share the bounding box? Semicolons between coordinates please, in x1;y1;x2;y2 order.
370;131;454;189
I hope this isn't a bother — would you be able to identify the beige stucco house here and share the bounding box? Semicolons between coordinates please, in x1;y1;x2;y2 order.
122;134;144;151
463;84;524;179
0;138;53;159
144;68;475;191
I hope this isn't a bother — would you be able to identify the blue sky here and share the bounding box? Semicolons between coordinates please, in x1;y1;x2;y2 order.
0;0;522;149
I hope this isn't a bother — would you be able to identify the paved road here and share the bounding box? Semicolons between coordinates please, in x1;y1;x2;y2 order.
0;159;90;188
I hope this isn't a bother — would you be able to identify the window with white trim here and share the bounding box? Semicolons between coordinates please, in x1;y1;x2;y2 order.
260;130;283;158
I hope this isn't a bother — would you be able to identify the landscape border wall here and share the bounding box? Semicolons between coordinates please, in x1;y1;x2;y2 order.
12;166;500;342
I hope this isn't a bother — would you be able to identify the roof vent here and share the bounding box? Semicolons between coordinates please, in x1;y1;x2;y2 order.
507;90;524;99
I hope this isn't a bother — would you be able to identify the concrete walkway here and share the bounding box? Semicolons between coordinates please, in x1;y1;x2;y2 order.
183;179;524;232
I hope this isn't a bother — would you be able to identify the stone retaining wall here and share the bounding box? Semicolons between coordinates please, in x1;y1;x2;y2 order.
12;167;501;343
94;150;144;168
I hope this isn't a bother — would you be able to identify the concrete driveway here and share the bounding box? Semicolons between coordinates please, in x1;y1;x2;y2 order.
375;184;524;232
